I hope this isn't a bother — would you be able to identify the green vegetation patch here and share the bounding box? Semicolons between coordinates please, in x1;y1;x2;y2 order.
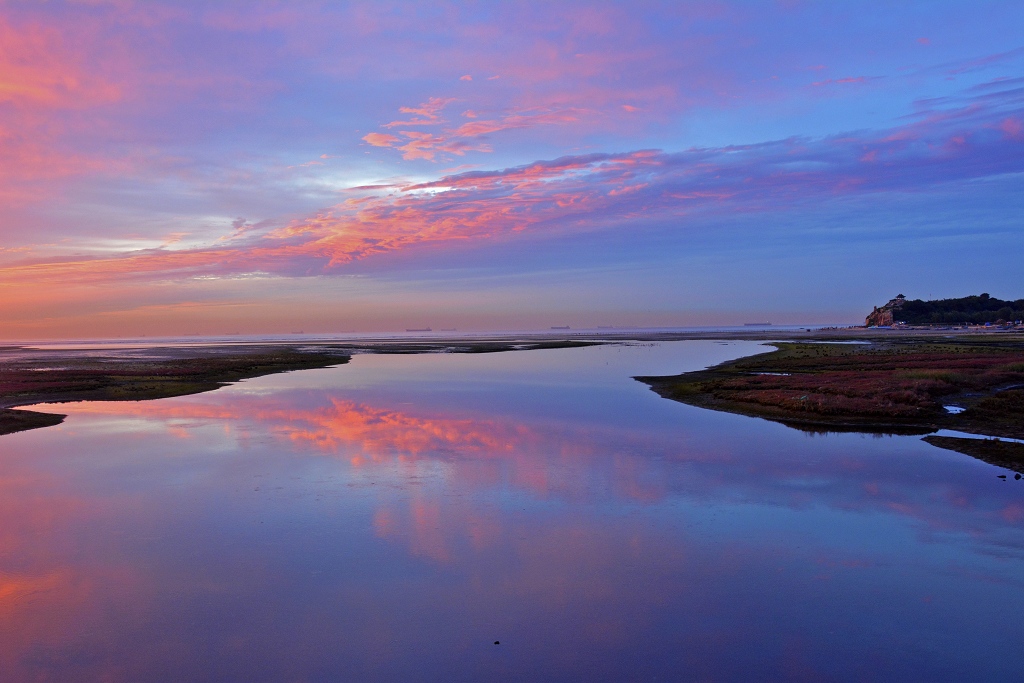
0;348;352;436
0;408;66;436
897;293;1024;325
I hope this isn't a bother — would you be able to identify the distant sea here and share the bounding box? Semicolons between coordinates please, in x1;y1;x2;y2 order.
14;324;858;350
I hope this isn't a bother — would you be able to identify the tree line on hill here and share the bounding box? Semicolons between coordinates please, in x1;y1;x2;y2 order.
896;293;1024;324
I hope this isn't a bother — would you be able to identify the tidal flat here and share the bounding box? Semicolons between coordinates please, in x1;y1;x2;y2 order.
2;335;1024;681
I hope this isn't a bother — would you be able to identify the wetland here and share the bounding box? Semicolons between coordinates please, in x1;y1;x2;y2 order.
2;333;1023;681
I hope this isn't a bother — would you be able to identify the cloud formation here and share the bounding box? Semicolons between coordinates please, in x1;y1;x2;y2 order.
363;98;585;161
1;2;1023;334
3;82;1021;287
0;14;127;199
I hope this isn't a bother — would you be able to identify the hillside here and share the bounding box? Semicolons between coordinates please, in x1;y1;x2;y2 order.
868;293;1024;326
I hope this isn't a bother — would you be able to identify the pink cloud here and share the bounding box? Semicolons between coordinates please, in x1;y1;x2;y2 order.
362;132;402;147
0;17;122;108
4;90;1022;288
0;4;1021;294
391;130;491;161
0;14;135;201
1000;117;1024;140
382;97;457;128
0;5;305;212
367;98;586;161
4;0;1011;225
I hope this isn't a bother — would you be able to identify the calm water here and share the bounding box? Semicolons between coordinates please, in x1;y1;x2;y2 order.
2;341;1023;682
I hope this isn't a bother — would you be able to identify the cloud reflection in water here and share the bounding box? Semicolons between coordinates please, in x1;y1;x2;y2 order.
2;348;1023;681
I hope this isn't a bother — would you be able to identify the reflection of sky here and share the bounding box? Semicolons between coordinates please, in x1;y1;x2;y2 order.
3;343;1024;681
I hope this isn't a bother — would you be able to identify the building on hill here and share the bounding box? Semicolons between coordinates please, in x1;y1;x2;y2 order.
865;294;906;327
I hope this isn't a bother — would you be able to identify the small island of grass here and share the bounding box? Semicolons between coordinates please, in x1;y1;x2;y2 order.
0;347;353;436
0;337;602;437
638;336;1024;467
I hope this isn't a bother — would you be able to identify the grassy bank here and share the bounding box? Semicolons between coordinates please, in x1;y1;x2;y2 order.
0;338;602;437
922;436;1024;475
637;337;1024;443
0;348;352;436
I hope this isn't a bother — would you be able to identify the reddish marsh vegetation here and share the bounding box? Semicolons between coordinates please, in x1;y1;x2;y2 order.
641;340;1024;438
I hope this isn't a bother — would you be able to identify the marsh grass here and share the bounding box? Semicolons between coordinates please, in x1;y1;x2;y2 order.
641;339;1024;438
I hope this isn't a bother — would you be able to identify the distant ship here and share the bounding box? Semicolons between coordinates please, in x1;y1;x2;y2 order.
743;322;772;326
550;326;570;330
406;327;432;332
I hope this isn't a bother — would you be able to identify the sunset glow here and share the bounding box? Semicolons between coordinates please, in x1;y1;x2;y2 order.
1;2;1022;337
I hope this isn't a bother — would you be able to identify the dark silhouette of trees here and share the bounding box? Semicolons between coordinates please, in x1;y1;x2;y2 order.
894;294;1024;324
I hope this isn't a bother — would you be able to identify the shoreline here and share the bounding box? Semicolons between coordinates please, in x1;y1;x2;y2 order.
6;325;1023;349
4;330;1024;448
0;339;599;436
0;347;353;436
637;335;1024;469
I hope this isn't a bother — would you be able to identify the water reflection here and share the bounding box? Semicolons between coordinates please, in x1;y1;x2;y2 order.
2;343;1024;682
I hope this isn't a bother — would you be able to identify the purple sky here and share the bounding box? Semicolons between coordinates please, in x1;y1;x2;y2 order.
1;1;1022;337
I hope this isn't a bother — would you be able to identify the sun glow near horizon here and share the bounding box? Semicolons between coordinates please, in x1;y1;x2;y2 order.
1;2;1022;338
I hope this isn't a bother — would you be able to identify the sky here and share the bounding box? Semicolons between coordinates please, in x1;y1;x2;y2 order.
0;0;1022;338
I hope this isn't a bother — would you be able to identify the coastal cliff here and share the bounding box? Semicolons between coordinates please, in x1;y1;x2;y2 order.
865;294;906;327
867;293;1024;326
